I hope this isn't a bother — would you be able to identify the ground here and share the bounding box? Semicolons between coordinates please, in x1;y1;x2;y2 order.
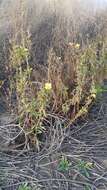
0;80;107;190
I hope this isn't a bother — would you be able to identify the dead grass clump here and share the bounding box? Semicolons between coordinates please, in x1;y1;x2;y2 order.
1;0;107;149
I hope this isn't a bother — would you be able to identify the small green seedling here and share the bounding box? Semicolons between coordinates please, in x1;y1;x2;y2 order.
18;183;31;190
76;160;93;178
84;184;91;190
58;156;70;171
95;85;107;94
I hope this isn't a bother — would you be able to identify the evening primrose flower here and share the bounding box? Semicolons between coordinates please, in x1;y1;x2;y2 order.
91;93;96;99
86;162;93;168
75;43;80;49
44;82;52;91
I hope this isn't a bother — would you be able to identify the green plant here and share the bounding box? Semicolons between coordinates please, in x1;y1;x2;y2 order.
76;160;93;178
18;183;31;190
84;185;92;190
95;85;107;94
18;81;52;138
58;156;70;171
10;39;53;149
18;183;41;190
10;45;29;68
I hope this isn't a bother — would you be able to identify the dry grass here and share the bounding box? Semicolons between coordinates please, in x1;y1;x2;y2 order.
0;92;107;189
0;2;107;188
0;0;107;148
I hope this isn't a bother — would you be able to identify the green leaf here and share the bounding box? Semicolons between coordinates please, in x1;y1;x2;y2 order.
18;183;31;190
84;185;91;190
58;156;70;171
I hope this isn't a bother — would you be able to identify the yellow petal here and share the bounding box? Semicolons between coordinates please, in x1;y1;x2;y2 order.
75;44;80;49
44;83;52;90
91;93;96;99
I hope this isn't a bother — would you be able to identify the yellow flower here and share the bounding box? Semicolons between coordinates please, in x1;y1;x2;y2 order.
91;93;96;99
44;83;52;91
86;162;93;168
75;43;80;49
